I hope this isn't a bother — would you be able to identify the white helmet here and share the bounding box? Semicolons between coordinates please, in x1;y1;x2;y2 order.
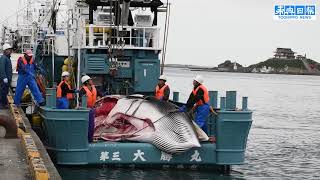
2;43;12;51
61;71;70;77
194;75;204;84
81;75;92;84
159;75;167;81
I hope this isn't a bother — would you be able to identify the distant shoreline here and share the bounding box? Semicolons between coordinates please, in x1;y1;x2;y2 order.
164;66;320;76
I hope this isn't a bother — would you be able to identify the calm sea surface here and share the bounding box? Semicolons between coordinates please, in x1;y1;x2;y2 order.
59;68;320;180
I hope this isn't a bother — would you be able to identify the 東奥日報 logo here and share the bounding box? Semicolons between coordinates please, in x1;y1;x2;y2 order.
274;5;316;21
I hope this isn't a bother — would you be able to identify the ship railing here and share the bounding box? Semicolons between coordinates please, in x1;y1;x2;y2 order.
82;25;161;50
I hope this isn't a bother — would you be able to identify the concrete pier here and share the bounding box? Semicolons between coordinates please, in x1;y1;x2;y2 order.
0;105;61;180
0;109;30;179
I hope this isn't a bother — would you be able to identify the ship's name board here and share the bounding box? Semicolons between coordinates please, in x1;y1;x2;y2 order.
99;150;202;162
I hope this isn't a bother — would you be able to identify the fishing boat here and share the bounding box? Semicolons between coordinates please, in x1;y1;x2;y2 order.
2;0;252;174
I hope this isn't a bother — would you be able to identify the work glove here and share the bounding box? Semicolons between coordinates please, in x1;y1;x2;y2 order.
178;105;187;112
3;78;8;84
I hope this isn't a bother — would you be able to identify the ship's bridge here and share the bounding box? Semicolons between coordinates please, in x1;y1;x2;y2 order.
77;0;164;50
83;24;160;50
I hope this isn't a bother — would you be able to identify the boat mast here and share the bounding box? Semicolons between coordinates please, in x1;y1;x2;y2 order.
48;0;58;85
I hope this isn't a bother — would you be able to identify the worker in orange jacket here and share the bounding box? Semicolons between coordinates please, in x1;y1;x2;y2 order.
179;75;210;133
154;75;170;101
56;71;77;109
79;75;98;108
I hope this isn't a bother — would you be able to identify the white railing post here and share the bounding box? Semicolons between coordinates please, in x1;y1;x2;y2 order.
89;24;94;47
157;28;160;49
83;25;86;47
129;27;132;46
143;28;146;47
102;26;106;46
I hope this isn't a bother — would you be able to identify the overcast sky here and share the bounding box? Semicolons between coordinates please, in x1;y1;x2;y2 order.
1;0;319;66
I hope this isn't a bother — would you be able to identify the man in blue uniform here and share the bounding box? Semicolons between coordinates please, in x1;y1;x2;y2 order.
0;44;13;109
14;50;45;106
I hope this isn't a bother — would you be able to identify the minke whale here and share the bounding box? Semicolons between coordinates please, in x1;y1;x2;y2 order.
94;95;208;154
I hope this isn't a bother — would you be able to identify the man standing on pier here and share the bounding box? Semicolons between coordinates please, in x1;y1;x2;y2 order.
179;75;210;133
154;75;170;101
0;44;13;109
14;50;45;106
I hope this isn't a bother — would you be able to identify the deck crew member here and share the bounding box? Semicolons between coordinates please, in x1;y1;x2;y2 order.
79;75;99;143
0;44;13;109
56;71;77;109
154;75;170;101
79;75;98;108
179;75;210;133
14;50;45;106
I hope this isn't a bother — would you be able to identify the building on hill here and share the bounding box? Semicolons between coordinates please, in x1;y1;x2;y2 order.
296;54;307;60
274;48;296;59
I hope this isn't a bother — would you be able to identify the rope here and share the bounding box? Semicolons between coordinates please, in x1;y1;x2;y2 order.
97;98;184;140
120;97;179;137
128;109;179;137
116;0;121;46
99;110;180;141
37;0;61;32
49;0;63;28
163;3;171;68
160;1;171;75
0;0;38;26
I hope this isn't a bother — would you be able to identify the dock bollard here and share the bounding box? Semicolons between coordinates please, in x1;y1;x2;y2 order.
220;97;226;111
242;97;248;111
226;91;237;110
209;91;218;108
81;96;88;108
173;92;179;102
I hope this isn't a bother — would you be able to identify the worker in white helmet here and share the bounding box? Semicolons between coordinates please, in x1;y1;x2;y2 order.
80;75;103;142
179;75;210;133
154;74;170;101
56;71;77;109
79;75;98;108
79;75;100;142
0;44;13;109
